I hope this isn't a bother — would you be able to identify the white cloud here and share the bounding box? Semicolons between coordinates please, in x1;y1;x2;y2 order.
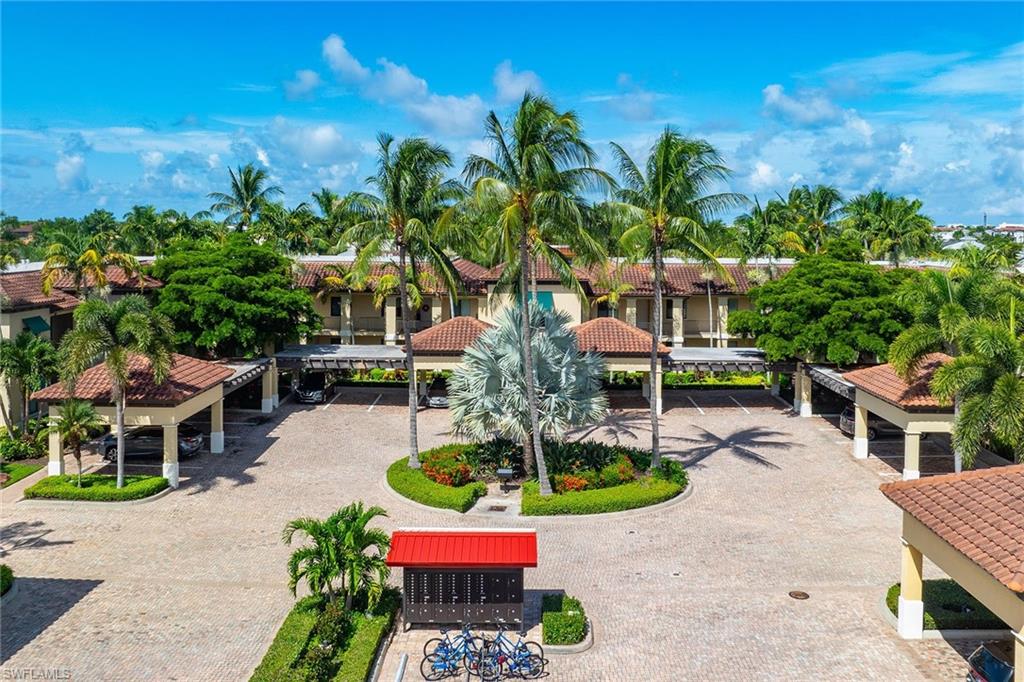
170;169;202;193
406;94;486;137
316;162;360;190
228;83;275;93
585;74;663;122
322;34;370;82
363;58;429;102
915;42;1024;96
55;153;88;191
139;150;166;172
820;50;971;83
748;161;781;190
283;69;322;100
493;60;542;104
255;147;271;167
761;84;844;126
269;118;358;166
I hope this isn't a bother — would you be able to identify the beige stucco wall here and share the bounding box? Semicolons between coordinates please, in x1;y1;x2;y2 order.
480;285;585;326
855;389;954;433
1;307;64;426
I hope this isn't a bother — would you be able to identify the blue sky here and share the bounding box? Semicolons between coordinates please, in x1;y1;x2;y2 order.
2;2;1022;223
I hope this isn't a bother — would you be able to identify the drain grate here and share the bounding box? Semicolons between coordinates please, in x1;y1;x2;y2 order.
788;590;810;600
488;505;507;512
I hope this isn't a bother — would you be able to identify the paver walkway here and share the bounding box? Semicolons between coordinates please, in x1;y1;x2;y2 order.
0;389;978;680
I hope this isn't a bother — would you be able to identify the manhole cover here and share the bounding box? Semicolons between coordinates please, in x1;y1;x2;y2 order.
488;505;507;512
789;591;810;600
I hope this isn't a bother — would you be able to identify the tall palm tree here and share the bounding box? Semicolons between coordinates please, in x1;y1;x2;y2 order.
463;93;610;493
207;163;283;230
732;197;804;262
341;134;463;469
315;264;356;340
870;196;933;266
120;205;162;255
40;224;139;295
787;185;843;253
841;189;888;251
59;296;175;488
48;399;104;487
0;331;57;429
606;129;742;466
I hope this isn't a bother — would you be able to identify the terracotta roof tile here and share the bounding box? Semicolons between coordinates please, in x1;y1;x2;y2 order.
407;316;492;355
0;271;81;312
32;353;234;406
296;261;465;294
880;465;1024;593
51;266;162;292
844;353;952;411
573;317;670;357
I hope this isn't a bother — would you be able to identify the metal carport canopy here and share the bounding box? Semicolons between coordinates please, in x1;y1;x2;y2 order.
805;364;856;401
665;347;778;372
275;344;406;371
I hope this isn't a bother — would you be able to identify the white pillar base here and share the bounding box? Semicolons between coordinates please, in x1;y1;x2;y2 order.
272;394;279;409
641;382;651;398
854;437;869;459
799;401;812;417
210;431;224;454
897;596;924;639
261;397;273;414
954;451;962;473
770;382;780;397
163;462;179;488
793;397;802;413
903;468;920;481
48;459;64;476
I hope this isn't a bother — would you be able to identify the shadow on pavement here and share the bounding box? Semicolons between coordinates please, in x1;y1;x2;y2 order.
0;576;102;663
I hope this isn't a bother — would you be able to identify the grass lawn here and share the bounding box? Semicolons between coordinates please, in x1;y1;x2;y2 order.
1;461;45;488
386;458;487;513
23;474;168;501
521;476;683;515
886;580;1007;630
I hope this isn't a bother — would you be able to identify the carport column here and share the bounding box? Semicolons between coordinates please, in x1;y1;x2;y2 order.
897;538;924;639
793;367;803;413
48;416;64;476
263;343;279;410
853;404;869;459
903;431;921;480
624;298;637;327
271;359;279;409
163;424;179;489
384;296;398;345
769;371;780;397
798;368;813;417
653;365;663;416
1013;630;1024;682
261;366;274;414
210;398;224;454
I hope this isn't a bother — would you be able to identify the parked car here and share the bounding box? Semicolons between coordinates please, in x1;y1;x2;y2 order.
965;644;1013;682
839;405;908;441
101;424;204;460
294;372;336;404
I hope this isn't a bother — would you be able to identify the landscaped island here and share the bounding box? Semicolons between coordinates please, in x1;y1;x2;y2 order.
24;474;168;501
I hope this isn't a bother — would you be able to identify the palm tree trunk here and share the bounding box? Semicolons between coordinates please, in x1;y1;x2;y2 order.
21;385;29;429
650;240;663;468
0;399;12;432
116;389;126;489
398;244;420;468
706;281;714;348
75;444;83;487
519;228;549;494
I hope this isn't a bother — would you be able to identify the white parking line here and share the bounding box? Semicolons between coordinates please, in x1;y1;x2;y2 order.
321;391;342;411
686;396;705;415
367;394;383;412
728;396;751;414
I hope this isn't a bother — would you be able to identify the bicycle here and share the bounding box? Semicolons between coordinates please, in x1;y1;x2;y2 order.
421;623;487;678
477;620;544;680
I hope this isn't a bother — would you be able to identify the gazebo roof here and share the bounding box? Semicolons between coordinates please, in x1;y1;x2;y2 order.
407;316;492;355
386;529;538;568
881;464;1024;593
843;353;953;411
33;353;234;406
573;317;670;357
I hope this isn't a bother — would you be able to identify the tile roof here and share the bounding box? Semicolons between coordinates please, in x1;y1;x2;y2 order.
880;465;1024;593
843;353;952;411
573;316;670;357
0;271;81;313
386;529;538;568
50;266;162;292
407;316;491;355
295;261;461;294
32;353;234;406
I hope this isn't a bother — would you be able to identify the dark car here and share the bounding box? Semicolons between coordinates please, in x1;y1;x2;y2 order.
965;644;1013;682
838;405;904;440
294;372;335;404
101;424;204;460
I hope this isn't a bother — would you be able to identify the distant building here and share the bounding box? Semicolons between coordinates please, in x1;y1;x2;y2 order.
993;222;1024;244
932;225;964;242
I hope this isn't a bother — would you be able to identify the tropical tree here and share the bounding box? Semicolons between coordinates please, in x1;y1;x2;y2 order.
120;205;164;254
448;306;608;463
283;514;343;603
590;261;634;315
48;399;104;486
869;196;933;266
40;224;139;295
463;93;610;490
605;128;742;465
341;134;463;469
732;197;805;262
0;331;58;428
207;163;283;230
59;296;175;488
315;264;356;339
786;185;844;253
0;221;23;269
841;189;888;251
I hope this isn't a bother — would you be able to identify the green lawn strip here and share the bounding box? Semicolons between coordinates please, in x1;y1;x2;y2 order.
521;477;682;516
540;594;586;645
250;597;321;682
1;461;45;488
1;564;12;596
23;474;168;502
333;602;398;682
886;580;1007;630
386;458;486;513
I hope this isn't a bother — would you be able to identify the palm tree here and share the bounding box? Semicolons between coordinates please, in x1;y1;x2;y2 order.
120;205;162;255
787;185;843;253
207;163;283;230
463;93;610;493
40;224;139;295
0;331;58;429
59;296;175;488
341;134;463;470
283;515;343;603
732;197;804;262
605;129;742;466
841;189;888;251
870;196;933;266
48;399;103;486
315;264;356;340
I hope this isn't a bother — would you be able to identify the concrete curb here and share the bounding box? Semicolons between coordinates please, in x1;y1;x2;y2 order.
545;618;594;655
379;476;470;516
369;607;403;682
16;484;174;509
876;594;1012;641
521;479;694;520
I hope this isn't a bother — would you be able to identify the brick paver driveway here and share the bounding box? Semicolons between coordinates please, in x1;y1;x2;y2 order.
0;388;969;680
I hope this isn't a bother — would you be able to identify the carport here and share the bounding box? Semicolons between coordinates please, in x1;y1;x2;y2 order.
843;354;955;480
275;344;406;371
575;317;670;415
407;317;491;396
881;466;1023;680
795;363;857;418
33;354;236;488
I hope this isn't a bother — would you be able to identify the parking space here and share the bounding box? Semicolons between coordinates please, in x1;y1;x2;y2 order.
663;388;790;415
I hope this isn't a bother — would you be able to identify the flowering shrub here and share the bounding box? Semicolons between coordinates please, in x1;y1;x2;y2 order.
420;448;474;487
553;474;590;493
598;455;635;488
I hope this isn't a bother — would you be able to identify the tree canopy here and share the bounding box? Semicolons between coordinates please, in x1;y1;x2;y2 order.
150;236;320;357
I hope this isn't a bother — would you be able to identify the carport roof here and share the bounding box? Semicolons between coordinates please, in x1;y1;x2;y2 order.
881;465;1024;593
666;346;768;372
844;353;952;411
573;317;669;357
33;353;234;406
275;343;405;370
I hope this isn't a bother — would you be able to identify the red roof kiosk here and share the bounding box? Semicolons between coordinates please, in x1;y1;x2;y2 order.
386;529;538;627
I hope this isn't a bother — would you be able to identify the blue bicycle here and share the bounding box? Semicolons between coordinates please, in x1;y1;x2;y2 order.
477;620;544;680
421;623;487;679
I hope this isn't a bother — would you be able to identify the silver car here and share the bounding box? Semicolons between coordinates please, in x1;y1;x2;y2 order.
838;405;903;440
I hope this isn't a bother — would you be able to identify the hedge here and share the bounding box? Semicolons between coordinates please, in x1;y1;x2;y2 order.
541;594;586;645
334;592;399;682
521;477;682;516
250;597;321;681
1;564;12;597
1;462;44;488
886;580;1006;630
23;474;169;502
386;459;487;513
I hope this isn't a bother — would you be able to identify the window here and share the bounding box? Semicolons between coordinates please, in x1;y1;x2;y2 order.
727;298;739;313
330;297;342;317
597;302;611;318
531;291;555;310
459;300;473;317
665;300;673;319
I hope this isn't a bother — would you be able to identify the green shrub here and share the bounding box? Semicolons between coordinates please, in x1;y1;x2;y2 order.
542;440;651;477
653;460;688;487
886;580;1006;630
541;593;586;645
23;474;168;501
1;564;12;596
334;589;400;682
597;455;635;488
0;430;45;461
387;459;486;513
521;477;683;516
420;447;474;486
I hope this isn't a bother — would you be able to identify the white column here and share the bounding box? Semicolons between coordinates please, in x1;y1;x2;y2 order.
799;369;813;417
261;367;274;414
854;404;869;459
431;297;443;324
793;369;803;413
716;296;730;348
163;424;179;489
1012;630;1023;682
271;359;279;409
384;296;398;344
769;371;780;397
48;425;64;476
653;366;663;416
210;399;224;454
624;299;637;327
903;431;921;480
897;538;924;639
671;298;684;343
